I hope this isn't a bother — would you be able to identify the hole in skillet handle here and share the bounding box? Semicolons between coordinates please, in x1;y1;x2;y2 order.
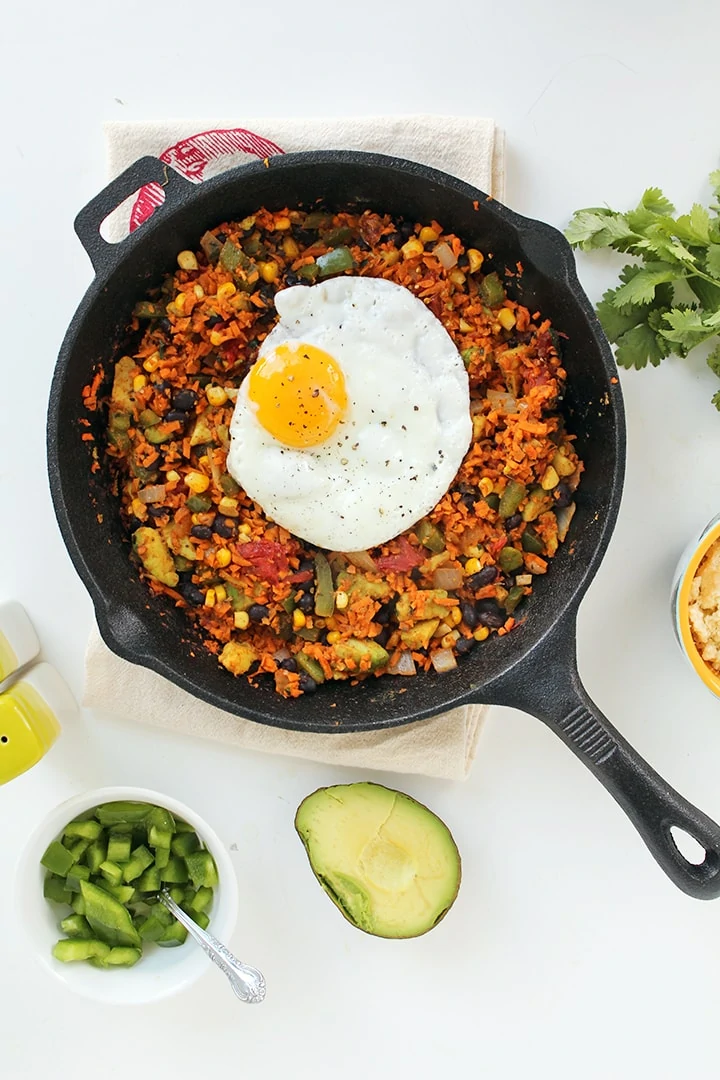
73;157;194;277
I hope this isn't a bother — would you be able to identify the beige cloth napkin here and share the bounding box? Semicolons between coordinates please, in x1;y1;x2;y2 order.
85;114;505;781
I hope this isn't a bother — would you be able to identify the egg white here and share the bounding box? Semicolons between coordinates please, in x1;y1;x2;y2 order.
227;276;471;551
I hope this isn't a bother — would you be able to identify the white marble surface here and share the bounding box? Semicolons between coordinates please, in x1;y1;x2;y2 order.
3;1;720;1076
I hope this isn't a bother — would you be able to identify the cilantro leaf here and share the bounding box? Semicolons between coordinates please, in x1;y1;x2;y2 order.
640;187;675;216
705;243;720;279
660;307;716;348
710;171;720;209
707;343;720;379
712;388;720;412
614;322;668;370
611;265;677;307
672;204;711;246
564;209;635;251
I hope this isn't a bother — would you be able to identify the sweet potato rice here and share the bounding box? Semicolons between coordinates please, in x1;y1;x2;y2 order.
82;208;582;697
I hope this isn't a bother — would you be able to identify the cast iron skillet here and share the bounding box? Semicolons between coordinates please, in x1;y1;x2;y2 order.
48;151;720;898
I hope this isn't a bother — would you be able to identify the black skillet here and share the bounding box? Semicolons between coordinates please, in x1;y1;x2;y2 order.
47;151;720;898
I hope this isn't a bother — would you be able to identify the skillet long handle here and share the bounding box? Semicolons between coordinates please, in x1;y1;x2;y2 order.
482;615;720;899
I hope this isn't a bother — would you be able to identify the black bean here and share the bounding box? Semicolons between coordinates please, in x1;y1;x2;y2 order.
177;569;195;583
284;272;300;287
294;228;316;245
467;566;498;590
356;237;371;251
505;513;522;531
457;252;469;268
298;592;314;614
213;516;237;539
165;409;189;424
455;636;475;655
299;559;315;574
410;567;423;583
299;578;314;594
280;657;298;672
475;600;506;628
248;604;270;623
461;493;476;511
375;600;396;626
172;389;198;412
554;482;573;508
373;627;391;648
190;525;213;540
205;314;224;328
180;583;205;607
460;601;478;629
399;221;415;241
147;505;168;519
298;673;318;693
260;283;276;304
159;317;173;334
126;516;144;533
386;231;402;246
216;231;227;243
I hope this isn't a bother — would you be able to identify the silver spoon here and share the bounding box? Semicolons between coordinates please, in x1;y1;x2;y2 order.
157;888;266;1003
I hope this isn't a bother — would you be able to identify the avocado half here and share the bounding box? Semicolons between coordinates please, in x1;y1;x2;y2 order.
294;782;461;939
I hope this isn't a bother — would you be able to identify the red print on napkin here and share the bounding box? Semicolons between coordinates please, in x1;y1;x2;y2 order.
130;128;286;232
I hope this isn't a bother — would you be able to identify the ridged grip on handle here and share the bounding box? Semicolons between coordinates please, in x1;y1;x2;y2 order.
482;616;720;899
74;157;193;275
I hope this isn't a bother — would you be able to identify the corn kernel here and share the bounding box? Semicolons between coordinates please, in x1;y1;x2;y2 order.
293;609;306;631
198;455;209;469
131;498;148;521
234;610;250;630
191;513;203;525
382;249;401;267
498;307;516;331
206;385;228;407
419;226;439;244
259;260;279;283
204;589;216;608
541;465;560;491
283;236;300;259
133;374;147;392
465;546;482;559
472;414;486;440
177;250;198;271
238;522;252;535
441;632;459;649
274;216;292;231
210;330;225;347
473;626;490;641
143;353;161;373
193;283;205;299
449;606;462;626
326;631;341;645
216;548;232;568
335;590;349;611
465;557;482;576
479;477;494;497
467;248;484;273
214;585;227;602
401;237;424;260
217;281;236;301
174;292;187;314
186;472;210;494
218;497;239;517
166;470;180;483
459;318;474;333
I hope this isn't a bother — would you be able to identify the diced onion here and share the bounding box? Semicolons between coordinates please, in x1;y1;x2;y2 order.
431;648;457;674
556;502;576;542
273;646;291;662
434;242;458;270
432;567;463;591
138;484;166;504
486;389;518;413
388;651;416;676
342;550;377;573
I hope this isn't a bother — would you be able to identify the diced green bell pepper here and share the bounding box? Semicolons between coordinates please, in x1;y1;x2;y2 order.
499;480;527;519
122;845;154;883
63;819;104;841
313;553;334;617
41;840;75;876
71;894;86;915
148;825;173;849
498;546;524;573
44;874;72;906
169;886;185;905
86;837;108;874
80;880;141;948
171;831;200;858
504;585;526;614
136;865;161;893
60;914;93;939
65;838;90;863
479;271;506;306
317;246;354;278
107;831;132;863
193;911;211;931
52;938;111;964
95;802;150;826
104;946;142;967
521;527;545;554
188;885;214;914
157;921;188;948
160;857;189;884
99;861;124;887
415;518;445;554
154;846;171;870
65;864;91;892
185;851;219;889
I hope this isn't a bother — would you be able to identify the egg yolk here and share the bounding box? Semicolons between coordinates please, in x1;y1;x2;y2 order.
247;342;348;448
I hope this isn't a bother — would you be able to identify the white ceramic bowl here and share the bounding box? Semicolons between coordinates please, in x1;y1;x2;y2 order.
16;786;239;1004
671;513;720;699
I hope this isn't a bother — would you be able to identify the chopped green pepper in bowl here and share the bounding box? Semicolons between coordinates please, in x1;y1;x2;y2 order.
17;786;238;1004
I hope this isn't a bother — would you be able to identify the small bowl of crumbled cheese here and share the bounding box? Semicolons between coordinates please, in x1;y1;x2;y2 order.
672;515;720;696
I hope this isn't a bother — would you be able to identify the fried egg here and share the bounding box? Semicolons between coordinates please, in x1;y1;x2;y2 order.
227;276;471;551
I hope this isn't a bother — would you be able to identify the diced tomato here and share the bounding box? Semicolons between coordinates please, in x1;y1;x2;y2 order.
488;533;508;558
241;540;289;583
287;569;313;584
375;535;424;573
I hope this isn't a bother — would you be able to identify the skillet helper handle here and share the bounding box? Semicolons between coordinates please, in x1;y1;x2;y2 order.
74;156;193;275
485;617;720;899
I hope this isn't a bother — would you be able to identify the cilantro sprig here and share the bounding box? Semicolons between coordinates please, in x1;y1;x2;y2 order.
565;171;720;409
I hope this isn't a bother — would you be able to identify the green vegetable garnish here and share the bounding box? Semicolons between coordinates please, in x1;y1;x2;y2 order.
566;170;720;407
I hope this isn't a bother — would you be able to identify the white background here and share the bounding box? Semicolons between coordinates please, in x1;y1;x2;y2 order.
3;1;720;1076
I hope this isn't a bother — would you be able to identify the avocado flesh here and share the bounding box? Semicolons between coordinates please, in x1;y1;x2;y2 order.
295;782;461;938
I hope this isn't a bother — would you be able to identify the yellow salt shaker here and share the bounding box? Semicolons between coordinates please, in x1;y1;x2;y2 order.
0;600;40;684
0;664;73;785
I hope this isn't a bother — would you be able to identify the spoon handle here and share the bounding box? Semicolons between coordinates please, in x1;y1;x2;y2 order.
159;890;266;1003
